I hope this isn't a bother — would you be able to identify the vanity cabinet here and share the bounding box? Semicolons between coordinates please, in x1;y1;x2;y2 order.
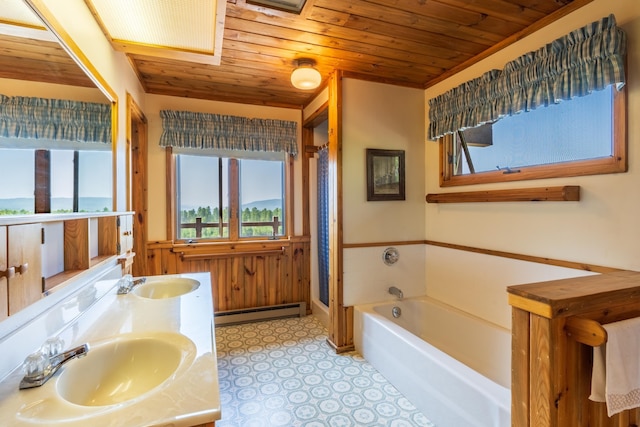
7;223;42;315
0;212;134;319
118;214;133;255
0;226;7;320
0;223;43;318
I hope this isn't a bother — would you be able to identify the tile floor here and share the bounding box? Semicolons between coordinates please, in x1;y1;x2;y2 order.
215;315;436;427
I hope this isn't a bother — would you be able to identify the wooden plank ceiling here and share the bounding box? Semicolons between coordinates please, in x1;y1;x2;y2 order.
1;0;581;109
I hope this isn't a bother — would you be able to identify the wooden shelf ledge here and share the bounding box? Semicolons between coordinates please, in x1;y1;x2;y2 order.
426;185;580;203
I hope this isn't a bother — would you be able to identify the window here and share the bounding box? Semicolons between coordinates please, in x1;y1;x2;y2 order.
0;148;112;215
239;159;284;238
175;152;286;241
441;85;626;186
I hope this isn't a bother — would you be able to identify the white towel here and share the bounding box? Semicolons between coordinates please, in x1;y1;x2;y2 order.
589;317;640;416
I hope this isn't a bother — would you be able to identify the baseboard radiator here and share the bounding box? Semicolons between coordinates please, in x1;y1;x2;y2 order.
214;302;307;326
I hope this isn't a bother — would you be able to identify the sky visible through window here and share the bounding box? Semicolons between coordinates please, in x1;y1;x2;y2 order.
178;155;284;209
0;149;112;199
0;148;112;213
461;86;613;174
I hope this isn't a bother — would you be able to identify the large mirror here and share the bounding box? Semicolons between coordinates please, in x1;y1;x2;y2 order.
0;1;117;333
0;1;113;215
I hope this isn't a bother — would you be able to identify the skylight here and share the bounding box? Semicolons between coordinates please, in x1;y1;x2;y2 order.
247;0;307;14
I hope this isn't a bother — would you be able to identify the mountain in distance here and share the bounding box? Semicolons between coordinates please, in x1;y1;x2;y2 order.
1;197;282;213
242;198;282;211
0;197;112;212
180;198;282;212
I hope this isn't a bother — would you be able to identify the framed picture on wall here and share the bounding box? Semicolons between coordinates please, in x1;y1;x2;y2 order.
366;148;405;201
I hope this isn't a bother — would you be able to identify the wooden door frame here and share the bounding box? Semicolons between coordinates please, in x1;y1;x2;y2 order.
302;71;353;352
127;93;148;277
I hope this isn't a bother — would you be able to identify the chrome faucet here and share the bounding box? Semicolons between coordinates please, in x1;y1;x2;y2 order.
116;274;147;295
20;340;89;390
388;286;403;300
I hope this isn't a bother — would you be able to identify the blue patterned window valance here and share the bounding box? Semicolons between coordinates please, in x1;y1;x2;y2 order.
159;110;298;157
428;14;626;140
0;95;112;144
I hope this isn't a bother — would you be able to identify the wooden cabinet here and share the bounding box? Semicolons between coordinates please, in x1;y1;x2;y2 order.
0;212;134;318
118;214;133;255
0;226;8;320
7;223;42;315
0;224;43;318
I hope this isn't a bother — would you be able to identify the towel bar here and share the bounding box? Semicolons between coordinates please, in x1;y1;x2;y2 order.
179;246;285;261
565;317;607;347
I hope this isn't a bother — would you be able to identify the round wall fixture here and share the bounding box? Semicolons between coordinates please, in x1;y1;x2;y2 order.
382;247;399;266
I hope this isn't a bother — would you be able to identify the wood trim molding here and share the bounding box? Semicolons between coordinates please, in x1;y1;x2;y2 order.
343;240;424;249
426;186;580;203
425;240;623;274
326;69;351;352
165;147;175;241
128;93;148;277
342;239;621;274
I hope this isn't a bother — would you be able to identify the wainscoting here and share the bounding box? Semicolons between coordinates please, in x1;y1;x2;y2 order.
146;237;311;314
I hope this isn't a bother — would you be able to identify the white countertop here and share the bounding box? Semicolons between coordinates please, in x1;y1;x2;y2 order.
0;272;220;427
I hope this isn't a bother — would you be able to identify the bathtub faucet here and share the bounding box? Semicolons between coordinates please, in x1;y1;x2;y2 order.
388;286;403;300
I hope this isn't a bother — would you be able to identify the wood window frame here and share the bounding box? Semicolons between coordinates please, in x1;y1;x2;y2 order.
166;148;293;242
439;87;627;187
32;149;107;214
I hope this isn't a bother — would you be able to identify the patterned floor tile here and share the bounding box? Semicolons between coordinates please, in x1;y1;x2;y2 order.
215;315;435;427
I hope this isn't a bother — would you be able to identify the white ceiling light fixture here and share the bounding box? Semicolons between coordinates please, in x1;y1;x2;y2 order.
290;59;321;90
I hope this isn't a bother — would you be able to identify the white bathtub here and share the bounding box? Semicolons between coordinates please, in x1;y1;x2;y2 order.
354;296;511;427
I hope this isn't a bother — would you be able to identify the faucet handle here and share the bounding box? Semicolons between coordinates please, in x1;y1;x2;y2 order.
382;247;399;265
41;337;65;365
116;274;134;294
22;351;50;379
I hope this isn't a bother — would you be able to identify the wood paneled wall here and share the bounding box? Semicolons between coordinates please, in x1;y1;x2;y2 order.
146;237;310;314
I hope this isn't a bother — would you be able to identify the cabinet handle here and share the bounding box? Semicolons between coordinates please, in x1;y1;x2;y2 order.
15;263;28;275
0;266;15;279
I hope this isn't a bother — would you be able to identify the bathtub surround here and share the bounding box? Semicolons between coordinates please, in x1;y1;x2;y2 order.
355;296;511;427
425;245;598;330
343;244;426;306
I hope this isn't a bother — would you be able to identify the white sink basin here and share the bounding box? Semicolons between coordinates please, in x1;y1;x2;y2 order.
56;332;196;407
132;277;200;299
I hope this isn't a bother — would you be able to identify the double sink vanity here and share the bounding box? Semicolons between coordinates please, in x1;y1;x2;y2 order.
0;271;221;426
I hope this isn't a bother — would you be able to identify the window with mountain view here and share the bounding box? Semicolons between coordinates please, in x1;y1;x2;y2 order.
175;153;286;241
0;148;112;215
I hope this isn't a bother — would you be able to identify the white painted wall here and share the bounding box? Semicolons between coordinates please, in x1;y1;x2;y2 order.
0;79;108;102
341;79;426;306
144;94;303;241
342;79;426;244
426;245;597;330
424;1;640;325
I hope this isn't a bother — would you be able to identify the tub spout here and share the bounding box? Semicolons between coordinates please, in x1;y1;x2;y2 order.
388;286;403;300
